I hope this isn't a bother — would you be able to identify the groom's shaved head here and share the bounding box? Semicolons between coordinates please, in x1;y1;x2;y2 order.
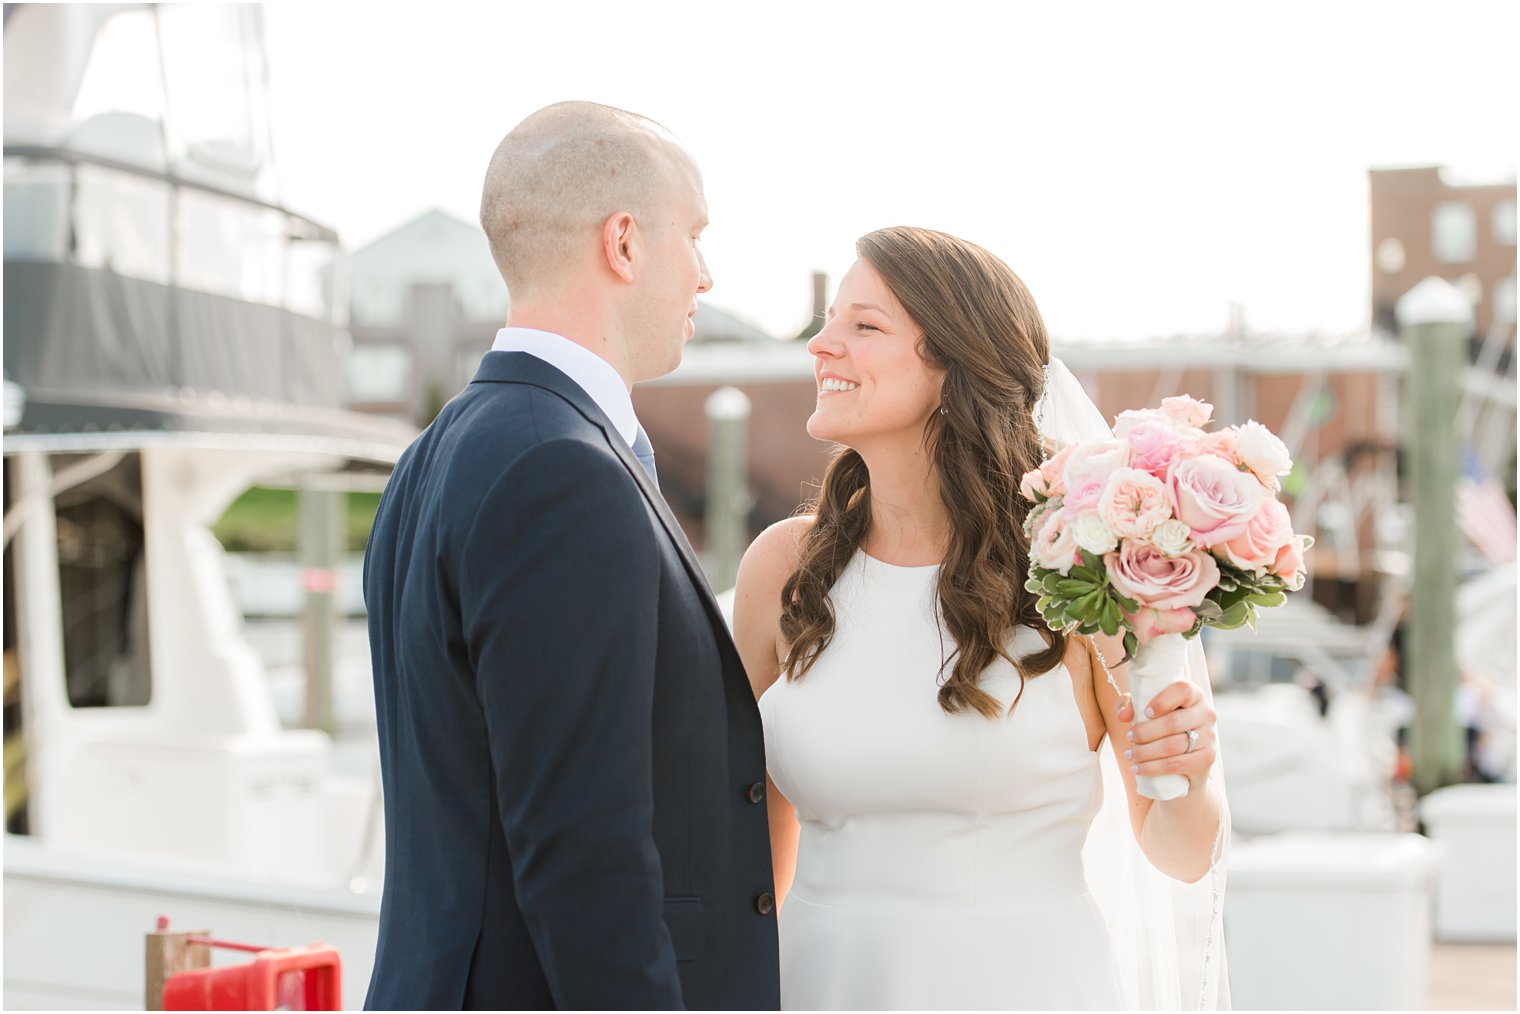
480;100;686;298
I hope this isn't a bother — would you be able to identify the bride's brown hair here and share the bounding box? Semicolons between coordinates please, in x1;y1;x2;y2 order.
779;226;1066;717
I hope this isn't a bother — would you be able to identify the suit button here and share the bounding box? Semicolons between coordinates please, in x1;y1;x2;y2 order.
755;892;775;915
745;781;765;804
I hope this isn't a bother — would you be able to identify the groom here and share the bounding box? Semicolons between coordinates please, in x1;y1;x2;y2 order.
363;102;779;1010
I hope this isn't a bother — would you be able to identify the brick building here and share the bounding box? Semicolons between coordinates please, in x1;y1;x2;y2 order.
1369;166;1517;359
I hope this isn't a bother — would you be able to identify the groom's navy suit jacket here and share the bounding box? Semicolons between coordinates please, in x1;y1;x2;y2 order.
363;352;779;1010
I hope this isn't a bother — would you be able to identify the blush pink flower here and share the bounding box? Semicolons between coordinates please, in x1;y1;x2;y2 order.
1064;476;1107;513
1098;468;1174;539
1170;455;1265;548
1236;420;1293;491
1124;605;1199;642
1104;540;1221;611
1063;439;1128;491
1126;421;1187;479
1218;498;1295;574
1199;428;1242;466
1272;534;1310;591
1112;408;1175;439
1020;466;1049;502
1032;507;1082;575
1036;444;1075;499
1160;395;1214;429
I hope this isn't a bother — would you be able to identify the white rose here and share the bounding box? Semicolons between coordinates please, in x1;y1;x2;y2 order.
1151;518;1194;556
1236;420;1292;489
1070;512;1118;554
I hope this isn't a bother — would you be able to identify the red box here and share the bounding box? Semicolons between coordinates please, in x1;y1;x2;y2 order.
161;944;340;1010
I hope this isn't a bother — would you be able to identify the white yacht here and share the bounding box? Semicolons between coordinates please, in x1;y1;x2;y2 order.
3;5;406;1007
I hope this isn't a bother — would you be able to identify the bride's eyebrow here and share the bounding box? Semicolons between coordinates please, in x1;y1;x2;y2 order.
849;302;890;316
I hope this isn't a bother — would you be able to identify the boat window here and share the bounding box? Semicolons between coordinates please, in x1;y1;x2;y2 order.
75;164;172;284
286;229;338;321
2;159;71;262
177;188;286;307
53;453;152;709
3;461;30;834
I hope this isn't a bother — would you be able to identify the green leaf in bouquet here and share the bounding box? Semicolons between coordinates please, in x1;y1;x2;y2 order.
1111;589;1140;613
1098;601;1122;637
1041;572;1066;595
1195;599;1225;621
1070;563;1103;585
1120;631;1138;666
1217;584;1252;611
1057;578;1099;599
1247;590;1287;609
1213;602;1251;630
1079;549;1102;571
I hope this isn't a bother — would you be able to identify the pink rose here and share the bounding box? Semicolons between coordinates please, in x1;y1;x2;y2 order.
1272;534;1310;591
1032;506;1082;575
1126;421;1187;479
1064;476;1107;513
1198;429;1240;467
1105;540;1220;610
1037;444;1075;499
1098;467;1174;539
1218;498;1295;574
1170;455;1265;548
1161;395;1214;429
1112;408;1175;439
1063;439;1128;489
1125;605;1199;642
1020;466;1049;502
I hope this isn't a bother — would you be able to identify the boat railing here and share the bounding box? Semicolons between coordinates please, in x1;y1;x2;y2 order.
4;141;346;409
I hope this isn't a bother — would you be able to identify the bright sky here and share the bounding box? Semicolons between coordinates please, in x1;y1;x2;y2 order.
262;0;1517;342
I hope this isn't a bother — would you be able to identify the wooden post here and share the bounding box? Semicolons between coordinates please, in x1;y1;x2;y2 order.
705;387;752;592
1396;277;1470;794
145;922;210;1010
299;485;343;734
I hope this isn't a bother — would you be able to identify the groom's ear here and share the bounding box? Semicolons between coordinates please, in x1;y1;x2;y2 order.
602;211;639;284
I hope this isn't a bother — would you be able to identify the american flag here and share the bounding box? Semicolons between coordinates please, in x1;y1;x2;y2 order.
1457;450;1517;564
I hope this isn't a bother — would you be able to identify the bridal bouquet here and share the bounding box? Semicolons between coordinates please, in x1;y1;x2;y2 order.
1019;395;1311;799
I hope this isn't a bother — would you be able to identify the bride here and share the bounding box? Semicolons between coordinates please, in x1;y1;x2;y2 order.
733;226;1229;1010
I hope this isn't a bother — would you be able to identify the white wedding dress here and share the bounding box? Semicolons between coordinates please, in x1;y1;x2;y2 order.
760;550;1128;1010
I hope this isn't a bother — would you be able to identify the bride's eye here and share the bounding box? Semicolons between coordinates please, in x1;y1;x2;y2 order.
855;321;879;333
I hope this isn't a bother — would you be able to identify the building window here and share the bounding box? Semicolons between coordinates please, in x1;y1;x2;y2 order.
1432;202;1476;263
1495;201;1517;247
1375;237;1406;274
348;344;411;403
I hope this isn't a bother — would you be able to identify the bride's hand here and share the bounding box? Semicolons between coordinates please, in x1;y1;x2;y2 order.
1116;678;1217;790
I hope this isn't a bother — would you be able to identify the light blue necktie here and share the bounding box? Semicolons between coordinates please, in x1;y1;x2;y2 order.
631;425;659;489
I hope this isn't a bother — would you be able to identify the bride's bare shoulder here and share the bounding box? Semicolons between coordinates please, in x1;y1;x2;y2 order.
734;516;814;698
736;515;814;597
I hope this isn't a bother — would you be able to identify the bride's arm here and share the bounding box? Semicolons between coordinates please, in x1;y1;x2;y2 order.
733;518;809;908
1086;632;1223;884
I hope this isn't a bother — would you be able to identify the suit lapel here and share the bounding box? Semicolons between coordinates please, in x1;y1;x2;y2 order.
472;353;741;664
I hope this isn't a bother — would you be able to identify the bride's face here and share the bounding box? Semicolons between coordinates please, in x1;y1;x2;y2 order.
805;259;944;448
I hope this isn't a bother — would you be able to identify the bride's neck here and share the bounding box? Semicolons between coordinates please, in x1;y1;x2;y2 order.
858;445;950;567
